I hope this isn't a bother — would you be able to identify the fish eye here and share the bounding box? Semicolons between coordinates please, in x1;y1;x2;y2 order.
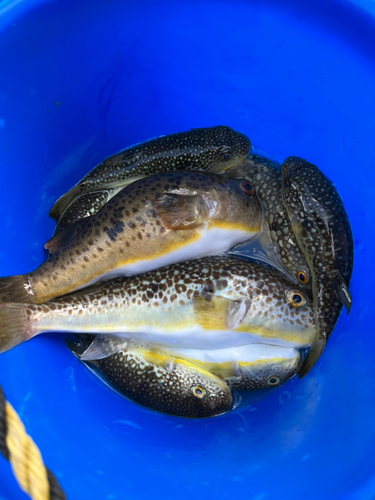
267;376;280;386
219;147;232;161
240;180;254;194
297;271;308;283
191;385;206;399
286;290;306;307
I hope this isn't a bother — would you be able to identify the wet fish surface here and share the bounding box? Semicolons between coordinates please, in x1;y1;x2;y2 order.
161;342;302;390
54;190;112;234
68;336;233;419
77;335;302;392
225;153;312;293
50;125;251;225
0;171;262;304
281;156;354;377
0;256;316;353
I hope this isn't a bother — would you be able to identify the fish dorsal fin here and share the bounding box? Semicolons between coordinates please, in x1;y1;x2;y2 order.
334;272;352;314
193;295;250;330
227;299;251;328
44;218;92;254
153;194;209;230
80;334;129;361
49;185;83;221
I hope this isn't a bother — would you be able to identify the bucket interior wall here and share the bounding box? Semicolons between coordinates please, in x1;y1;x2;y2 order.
0;0;374;499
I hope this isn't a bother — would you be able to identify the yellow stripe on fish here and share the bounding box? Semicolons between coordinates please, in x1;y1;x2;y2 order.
77;335;301;392
50;125;251;225
68;335;233;419
0;256;316;354
0;172;262;304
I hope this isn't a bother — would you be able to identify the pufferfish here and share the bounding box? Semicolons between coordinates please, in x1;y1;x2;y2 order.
0;171;261;304
224;152;312;293
50;125;251;232
281;156;353;377
0;256;316;354
68;335;301;418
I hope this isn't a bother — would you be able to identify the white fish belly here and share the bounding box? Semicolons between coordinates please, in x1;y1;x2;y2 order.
71;227;255;292
34;289;313;349
161;344;300;364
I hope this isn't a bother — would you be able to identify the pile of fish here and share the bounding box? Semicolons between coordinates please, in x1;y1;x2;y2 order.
0;125;353;418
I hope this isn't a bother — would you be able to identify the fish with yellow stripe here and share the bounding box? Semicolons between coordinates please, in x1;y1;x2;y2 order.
50;125;251;230
0;256;316;353
67;336;302;418
68;335;234;418
0;171;261;304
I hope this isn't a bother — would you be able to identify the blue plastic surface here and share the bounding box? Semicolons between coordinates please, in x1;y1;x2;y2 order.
0;1;374;499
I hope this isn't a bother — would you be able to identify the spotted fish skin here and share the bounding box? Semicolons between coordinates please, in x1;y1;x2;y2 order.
68;336;233;419
165;344;302;391
50;126;251;223
75;334;302;391
281;156;354;377
139;342;302;391
0;171;262;304
225;154;312;292
0;256;316;353
54;190;114;234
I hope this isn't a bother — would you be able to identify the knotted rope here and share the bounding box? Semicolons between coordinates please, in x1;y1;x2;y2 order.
0;385;66;500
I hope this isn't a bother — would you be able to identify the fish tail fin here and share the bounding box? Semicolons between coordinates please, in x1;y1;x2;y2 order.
0;275;39;304
48;185;82;221
0;302;34;353
298;339;325;378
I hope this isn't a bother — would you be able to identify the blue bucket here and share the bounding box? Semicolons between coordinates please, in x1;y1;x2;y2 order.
0;1;374;498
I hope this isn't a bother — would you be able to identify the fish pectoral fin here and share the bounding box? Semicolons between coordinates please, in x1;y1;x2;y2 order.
45;218;92;254
227;299;251;328
334;272;352;315
206;361;243;379
153;194;209;230
141;350;175;370
80;334;129;361
298;338;326;378
193;295;250;330
141;350;201;374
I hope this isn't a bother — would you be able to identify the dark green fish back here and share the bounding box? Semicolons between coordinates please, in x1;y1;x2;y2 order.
281;156;354;377
49;126;251;221
282;156;353;284
82;126;251;186
54;190;112;233
89;351;232;418
67;335;233;418
226;154;312;292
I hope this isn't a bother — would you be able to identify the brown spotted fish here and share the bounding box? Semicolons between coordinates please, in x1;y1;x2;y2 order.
0;172;261;304
225;153;312;293
76;335;302;392
50;126;251;228
68;336;233;419
281;156;354;377
0;256;316;353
